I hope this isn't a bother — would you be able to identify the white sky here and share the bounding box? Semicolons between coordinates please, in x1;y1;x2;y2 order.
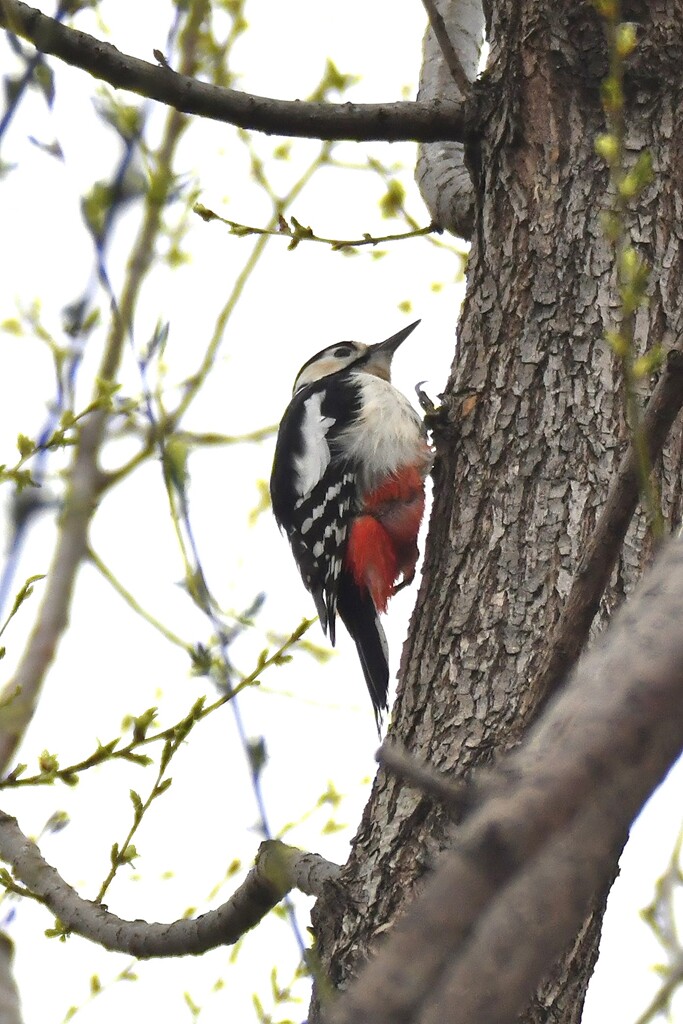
0;3;681;1023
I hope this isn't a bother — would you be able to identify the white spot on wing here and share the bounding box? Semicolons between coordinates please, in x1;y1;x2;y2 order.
293;393;336;496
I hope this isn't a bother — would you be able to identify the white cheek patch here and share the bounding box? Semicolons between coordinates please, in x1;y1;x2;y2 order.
293;393;336;496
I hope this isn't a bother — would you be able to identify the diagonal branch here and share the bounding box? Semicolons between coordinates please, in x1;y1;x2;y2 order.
0;0;473;142
377;741;473;815
326;539;683;1024
418;756;642;1024
525;345;683;720
0;818;339;957
419;0;472;94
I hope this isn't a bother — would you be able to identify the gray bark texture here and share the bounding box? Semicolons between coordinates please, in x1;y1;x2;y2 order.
415;0;483;237
310;1;683;1022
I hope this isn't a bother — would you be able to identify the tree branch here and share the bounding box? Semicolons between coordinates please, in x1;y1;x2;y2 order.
326;539;683;1024
377;742;473;815
194;203;440;250
0;0;472;142
419;0;472;94
526;346;683;720
0;818;339;957
418;761;636;1024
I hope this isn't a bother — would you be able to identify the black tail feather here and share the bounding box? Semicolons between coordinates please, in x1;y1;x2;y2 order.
336;571;389;732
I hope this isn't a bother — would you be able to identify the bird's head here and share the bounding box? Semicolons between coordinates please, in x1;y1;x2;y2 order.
292;320;420;393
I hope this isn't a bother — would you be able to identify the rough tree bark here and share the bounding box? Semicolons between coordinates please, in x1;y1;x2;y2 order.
311;2;683;1022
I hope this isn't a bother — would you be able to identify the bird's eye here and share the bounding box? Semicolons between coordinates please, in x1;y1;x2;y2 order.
333;345;354;359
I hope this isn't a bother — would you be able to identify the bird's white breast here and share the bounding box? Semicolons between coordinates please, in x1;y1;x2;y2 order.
339;374;428;492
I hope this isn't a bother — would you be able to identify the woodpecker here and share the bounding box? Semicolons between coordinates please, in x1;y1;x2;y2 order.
270;320;432;729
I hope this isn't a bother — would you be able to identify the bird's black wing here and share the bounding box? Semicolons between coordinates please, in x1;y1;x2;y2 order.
270;375;361;643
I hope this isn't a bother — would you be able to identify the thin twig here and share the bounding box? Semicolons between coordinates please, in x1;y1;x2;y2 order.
420;0;472;95
0;0;209;775
632;958;683;1024
598;5;663;538
0;0;471;142
170;143;333;427
195;204;440;250
88;547;192;652
0;621;310;789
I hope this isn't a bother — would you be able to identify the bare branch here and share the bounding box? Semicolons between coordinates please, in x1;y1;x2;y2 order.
377;742;473;815
420;0;472;94
0;0;472;142
0;817;339;957
326;539;683;1024
418;760;637;1024
527;346;683;720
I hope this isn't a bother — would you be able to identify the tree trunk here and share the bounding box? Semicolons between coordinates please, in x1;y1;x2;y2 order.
310;2;683;1021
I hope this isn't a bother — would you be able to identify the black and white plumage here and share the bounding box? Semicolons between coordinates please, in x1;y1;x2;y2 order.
270;321;431;729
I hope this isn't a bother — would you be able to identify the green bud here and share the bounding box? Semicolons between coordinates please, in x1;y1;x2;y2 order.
163;437;189;492
600;210;621;242
16;434;34;459
605;330;628;357
618;22;638;57
601;77;623;113
593;0;618;17
619;247;639;281
619;152;653;200
595;134;619;165
615;23;638;57
39;750;59;774
119;843;138;864
633;347;664;380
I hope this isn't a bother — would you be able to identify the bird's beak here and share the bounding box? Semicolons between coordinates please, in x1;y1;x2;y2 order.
365;320;421;380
